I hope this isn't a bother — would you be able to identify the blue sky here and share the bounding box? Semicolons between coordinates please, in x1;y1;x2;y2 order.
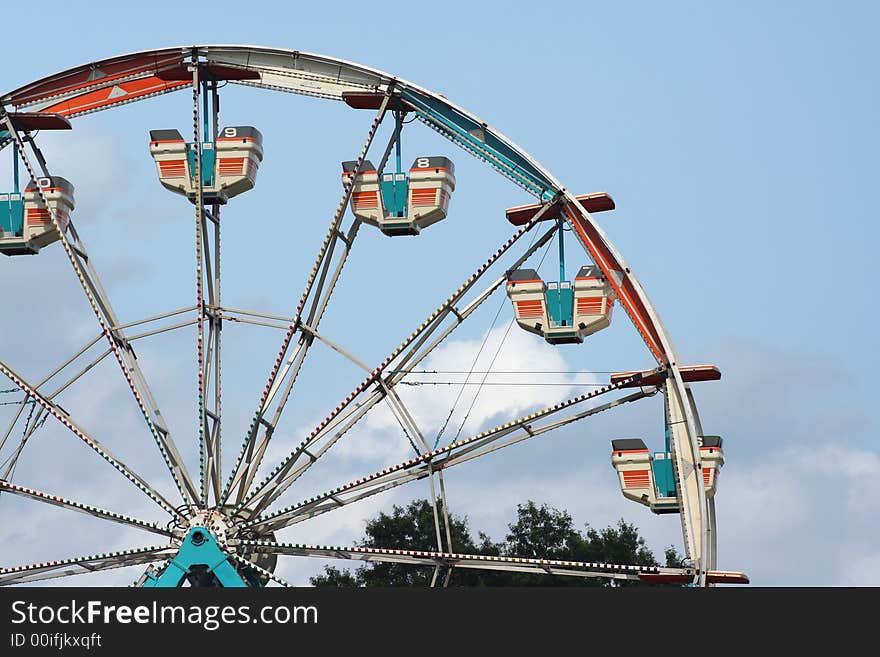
0;1;877;585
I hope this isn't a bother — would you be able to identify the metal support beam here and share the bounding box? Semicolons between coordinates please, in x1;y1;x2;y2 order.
191;53;209;507
0;480;176;538
237;539;688;583
0;546;177;586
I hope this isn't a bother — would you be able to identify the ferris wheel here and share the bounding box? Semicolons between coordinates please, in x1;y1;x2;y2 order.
0;46;747;587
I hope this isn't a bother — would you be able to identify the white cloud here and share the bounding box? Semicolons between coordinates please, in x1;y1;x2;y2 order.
793;444;880;514
710;437;880;585
335;325;596;460
403;324;595;434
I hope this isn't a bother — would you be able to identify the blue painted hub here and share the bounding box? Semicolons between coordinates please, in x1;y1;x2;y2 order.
141;527;258;588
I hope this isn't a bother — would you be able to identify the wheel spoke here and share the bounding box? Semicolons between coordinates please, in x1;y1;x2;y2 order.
216;313;289;330
0;480;176;538
298;322;373;372
190;59;228;509
227;553;291;587
0;545;176;586
191;57;209;507
208;196;224;506
235;539;686;583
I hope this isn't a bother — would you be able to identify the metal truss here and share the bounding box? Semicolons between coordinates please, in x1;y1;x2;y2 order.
0;480;176;538
236;539;678;582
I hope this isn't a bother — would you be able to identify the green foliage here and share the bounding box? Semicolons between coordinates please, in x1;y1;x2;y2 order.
309;566;359;587
664;545;689;568
357;499;482;586
309;499;687;587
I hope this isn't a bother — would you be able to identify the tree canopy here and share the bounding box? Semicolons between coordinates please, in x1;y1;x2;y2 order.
310;499;687;587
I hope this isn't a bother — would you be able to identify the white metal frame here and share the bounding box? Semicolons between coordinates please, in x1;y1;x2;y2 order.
0;45;726;587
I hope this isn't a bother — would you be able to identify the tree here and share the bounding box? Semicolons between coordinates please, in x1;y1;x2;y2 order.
310;499;687;587
310;566;358;587
311;499;486;587
473;502;670;586
664;546;689;569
